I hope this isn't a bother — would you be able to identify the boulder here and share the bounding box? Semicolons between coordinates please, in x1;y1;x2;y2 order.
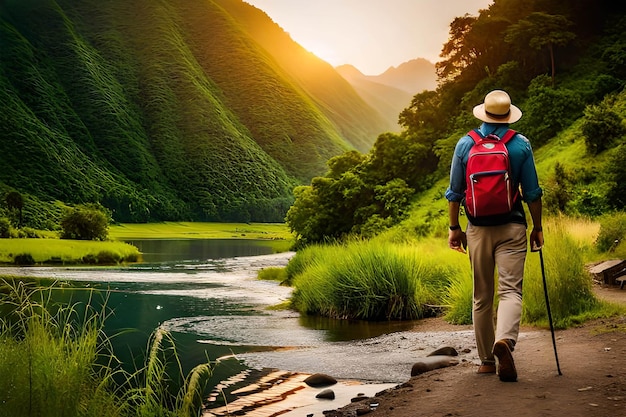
304;373;337;387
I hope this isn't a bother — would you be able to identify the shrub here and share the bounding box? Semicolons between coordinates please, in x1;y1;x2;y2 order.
0;217;13;238
60;204;110;241
605;143;626;209
581;100;626;155
595;212;626;252
515;76;584;146
13;253;35;265
542;162;573;214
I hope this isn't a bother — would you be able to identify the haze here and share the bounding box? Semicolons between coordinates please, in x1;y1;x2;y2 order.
244;0;493;75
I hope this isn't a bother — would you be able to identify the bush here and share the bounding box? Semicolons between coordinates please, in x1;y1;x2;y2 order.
0;217;13;238
515;76;584;146
60;204;110;241
581;100;626;155
605;143;626;209
13;253;35;265
595;212;626;252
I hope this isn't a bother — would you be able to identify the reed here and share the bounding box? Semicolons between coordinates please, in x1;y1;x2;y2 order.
0;280;212;417
0;279;123;417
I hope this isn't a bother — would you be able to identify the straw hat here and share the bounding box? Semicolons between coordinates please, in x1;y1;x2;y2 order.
472;90;522;124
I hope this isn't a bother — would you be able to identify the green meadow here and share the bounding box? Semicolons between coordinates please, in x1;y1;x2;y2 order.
0;222;294;266
108;222;293;241
0;238;140;265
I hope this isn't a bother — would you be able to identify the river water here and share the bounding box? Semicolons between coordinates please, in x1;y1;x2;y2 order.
3;239;477;415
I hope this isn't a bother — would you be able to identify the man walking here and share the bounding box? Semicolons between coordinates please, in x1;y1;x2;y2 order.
445;90;544;382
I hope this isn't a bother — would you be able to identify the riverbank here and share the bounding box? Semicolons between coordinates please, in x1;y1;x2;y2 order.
204;284;626;417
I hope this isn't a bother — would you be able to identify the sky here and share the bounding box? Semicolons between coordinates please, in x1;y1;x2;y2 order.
244;0;493;75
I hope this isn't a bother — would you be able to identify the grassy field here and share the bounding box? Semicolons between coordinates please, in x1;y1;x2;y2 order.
0;239;141;265
0;222;293;266
108;222;294;241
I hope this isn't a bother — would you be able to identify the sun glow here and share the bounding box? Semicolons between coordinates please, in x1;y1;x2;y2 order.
245;0;493;75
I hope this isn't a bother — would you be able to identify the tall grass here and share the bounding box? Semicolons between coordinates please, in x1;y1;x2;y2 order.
0;279;211;417
0;279;122;417
521;220;614;328
288;217;625;326
290;239;464;320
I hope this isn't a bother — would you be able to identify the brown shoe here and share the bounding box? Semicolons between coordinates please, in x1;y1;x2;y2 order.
477;363;496;374
493;340;517;382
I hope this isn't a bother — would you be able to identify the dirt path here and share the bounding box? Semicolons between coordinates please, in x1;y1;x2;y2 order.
331;285;626;417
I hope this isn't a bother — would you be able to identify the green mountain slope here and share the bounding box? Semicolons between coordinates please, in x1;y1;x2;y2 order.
0;0;387;224
214;0;393;151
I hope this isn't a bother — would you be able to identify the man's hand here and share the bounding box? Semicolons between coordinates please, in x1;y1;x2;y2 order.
448;229;467;254
530;228;544;252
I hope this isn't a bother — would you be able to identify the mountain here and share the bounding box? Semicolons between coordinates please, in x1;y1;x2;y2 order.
0;0;390;224
374;59;437;94
337;59;437;130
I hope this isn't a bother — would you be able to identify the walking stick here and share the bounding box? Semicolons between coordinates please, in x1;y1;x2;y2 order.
539;249;563;375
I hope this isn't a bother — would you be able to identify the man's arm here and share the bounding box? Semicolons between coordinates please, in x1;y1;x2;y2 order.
527;198;543;251
448;201;466;253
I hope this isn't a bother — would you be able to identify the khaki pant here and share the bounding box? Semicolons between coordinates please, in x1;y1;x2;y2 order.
466;222;527;364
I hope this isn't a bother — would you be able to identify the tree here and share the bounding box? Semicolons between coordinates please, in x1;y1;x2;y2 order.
398;90;445;137
5;191;24;227
504;13;576;86
60;204;110;240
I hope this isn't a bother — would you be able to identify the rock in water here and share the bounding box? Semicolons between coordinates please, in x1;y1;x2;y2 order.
304;373;337;387
316;388;336;399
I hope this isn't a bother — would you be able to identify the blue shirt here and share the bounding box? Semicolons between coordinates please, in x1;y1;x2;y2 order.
445;123;543;204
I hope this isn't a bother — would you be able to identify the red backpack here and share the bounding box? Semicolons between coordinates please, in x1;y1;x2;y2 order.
464;129;519;218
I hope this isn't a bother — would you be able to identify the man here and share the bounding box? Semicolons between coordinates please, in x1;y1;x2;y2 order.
445;90;544;382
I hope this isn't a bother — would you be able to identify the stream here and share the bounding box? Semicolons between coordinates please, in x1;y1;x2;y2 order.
2;238;477;416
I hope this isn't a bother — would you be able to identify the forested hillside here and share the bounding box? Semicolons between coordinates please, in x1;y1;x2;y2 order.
0;0;388;225
287;0;626;244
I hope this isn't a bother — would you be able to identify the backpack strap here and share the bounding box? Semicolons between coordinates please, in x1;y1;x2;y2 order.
500;129;517;144
467;129;516;144
467;129;483;144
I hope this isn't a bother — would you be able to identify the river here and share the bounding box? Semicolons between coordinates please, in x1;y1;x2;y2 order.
2;238;476;416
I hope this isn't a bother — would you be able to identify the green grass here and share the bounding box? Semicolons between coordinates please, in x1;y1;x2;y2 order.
288;216;626;326
290;239;462;320
257;266;288;283
0;280;212;417
109;221;294;241
0;222;293;266
0;280;122;417
0;238;140;265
